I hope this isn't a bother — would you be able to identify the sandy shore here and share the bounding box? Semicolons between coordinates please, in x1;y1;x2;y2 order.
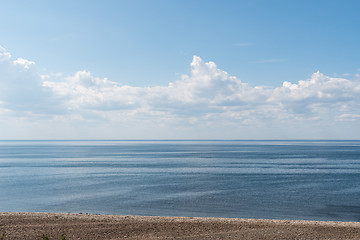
0;212;360;239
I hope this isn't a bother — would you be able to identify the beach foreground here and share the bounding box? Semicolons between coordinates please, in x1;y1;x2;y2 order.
1;212;360;239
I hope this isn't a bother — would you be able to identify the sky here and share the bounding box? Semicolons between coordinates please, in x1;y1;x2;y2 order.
1;0;360;139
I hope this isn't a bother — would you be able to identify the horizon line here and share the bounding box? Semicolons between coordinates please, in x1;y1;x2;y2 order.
0;139;359;142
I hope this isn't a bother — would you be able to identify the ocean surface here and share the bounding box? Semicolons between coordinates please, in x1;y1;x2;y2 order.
1;140;360;222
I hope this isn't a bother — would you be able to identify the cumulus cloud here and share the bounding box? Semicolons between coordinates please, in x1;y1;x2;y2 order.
44;70;146;111
13;58;35;69
42;55;360;125
0;46;11;61
1;44;360;139
270;71;360;116
43;56;269;118
0;46;57;113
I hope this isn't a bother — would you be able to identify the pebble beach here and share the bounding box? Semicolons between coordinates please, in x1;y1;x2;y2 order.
1;212;360;239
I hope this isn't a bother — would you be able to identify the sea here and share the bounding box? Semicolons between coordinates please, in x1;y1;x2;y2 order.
0;140;360;222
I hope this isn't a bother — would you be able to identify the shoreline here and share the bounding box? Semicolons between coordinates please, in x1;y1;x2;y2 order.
1;212;360;239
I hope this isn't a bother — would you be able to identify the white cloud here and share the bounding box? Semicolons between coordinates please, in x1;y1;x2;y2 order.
44;56;360;124
0;46;60;114
13;58;35;69
1;45;360;139
43;70;147;110
0;46;11;61
270;71;360;115
338;114;360;121
44;56;269;119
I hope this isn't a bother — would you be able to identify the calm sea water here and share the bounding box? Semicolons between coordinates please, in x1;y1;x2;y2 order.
0;140;360;221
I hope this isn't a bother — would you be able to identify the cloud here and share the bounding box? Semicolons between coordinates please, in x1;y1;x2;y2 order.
44;56;269;119
1;45;360;138
13;58;35;69
338;114;360;121
270;71;360;115
0;46;11;61
0;46;58;114
42;55;360;126
44;70;146;111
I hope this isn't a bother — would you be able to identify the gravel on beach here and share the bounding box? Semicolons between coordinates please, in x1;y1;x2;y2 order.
1;212;360;239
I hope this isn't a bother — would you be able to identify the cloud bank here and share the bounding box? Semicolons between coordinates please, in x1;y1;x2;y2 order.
1;45;360;139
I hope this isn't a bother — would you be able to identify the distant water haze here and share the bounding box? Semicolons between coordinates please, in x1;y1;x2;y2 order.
1;140;360;221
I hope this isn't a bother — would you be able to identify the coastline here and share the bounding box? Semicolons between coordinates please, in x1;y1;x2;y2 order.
1;212;360;239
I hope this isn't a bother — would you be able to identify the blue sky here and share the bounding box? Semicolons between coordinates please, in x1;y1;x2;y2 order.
1;0;360;139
